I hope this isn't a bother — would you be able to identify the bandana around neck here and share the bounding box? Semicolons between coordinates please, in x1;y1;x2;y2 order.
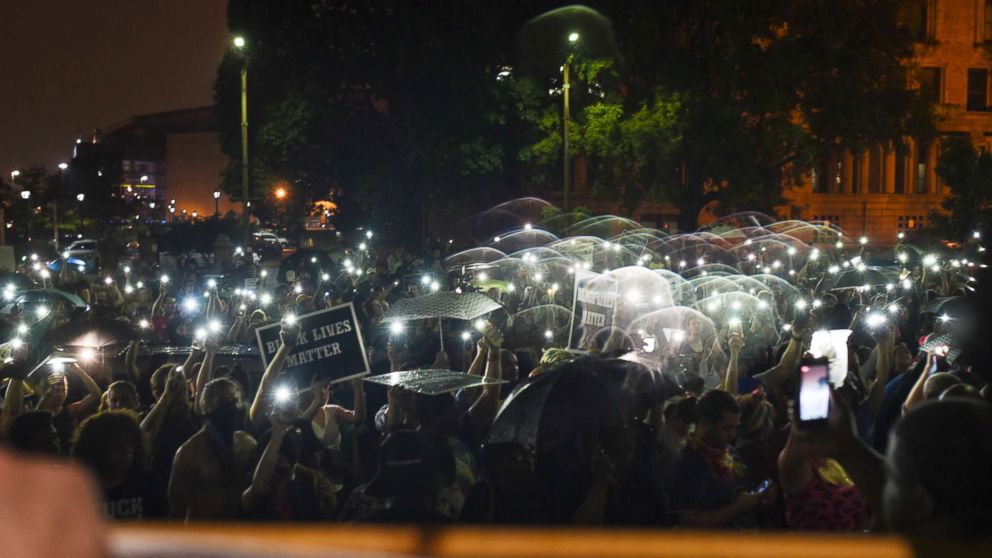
688;433;745;479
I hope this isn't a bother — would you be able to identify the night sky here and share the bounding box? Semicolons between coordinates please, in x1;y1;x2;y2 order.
0;0;228;175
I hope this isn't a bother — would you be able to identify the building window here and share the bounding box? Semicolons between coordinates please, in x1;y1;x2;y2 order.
813;148;841;193
894;141;908;194
898;0;936;41
918;67;942;103
985;0;992;42
897;215;925;231
915;138;930;194
967;69;991;111
869;147;882;194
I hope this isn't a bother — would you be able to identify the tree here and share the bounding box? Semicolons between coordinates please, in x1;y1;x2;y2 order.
518;0;934;230
930;137;992;241
216;0;546;241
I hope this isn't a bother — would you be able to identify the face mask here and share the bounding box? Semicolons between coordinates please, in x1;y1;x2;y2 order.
207;400;244;441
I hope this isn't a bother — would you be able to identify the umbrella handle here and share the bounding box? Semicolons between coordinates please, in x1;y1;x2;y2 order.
438;317;444;353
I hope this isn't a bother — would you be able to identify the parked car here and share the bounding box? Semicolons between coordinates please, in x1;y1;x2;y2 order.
63;239;100;273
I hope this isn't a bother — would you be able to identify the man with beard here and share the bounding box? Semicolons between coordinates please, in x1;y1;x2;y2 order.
167;377;257;521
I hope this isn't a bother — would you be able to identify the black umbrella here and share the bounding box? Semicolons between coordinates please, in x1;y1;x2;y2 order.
485;356;671;450
519;5;618;77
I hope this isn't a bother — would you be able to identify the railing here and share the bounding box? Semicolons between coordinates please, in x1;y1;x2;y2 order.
108;525;931;558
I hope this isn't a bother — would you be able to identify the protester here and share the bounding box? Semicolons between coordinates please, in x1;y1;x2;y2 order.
0;208;987;544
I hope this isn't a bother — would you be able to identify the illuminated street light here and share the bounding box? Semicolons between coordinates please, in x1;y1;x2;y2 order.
274;187;287;200
20;190;30;200
10;170;20;179
568;32;580;43
57;162;68;170
76;193;85;202
233;35;246;48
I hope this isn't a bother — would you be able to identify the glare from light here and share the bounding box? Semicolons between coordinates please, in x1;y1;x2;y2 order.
389;321;405;335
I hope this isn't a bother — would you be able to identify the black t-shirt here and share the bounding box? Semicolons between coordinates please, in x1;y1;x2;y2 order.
102;469;166;520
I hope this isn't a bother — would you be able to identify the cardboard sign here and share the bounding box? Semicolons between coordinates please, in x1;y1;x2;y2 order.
364;369;505;396
255;303;370;386
567;271;619;350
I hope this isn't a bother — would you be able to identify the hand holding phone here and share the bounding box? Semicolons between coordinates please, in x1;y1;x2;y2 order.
796;356;831;429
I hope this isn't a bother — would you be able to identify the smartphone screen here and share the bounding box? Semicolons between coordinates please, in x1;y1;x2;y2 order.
798;359;830;424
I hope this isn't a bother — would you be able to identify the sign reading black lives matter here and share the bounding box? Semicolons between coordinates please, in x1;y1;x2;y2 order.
568;271;619;351
255;303;370;386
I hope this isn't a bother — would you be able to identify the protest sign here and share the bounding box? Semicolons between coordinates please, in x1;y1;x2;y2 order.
255;303;369;386
364;369;505;396
567;271;619;351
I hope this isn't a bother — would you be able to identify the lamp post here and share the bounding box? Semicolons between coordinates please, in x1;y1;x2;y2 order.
562;32;579;212
233;35;251;250
213;190;221;216
54;162;68;251
76;193;85;233
20;189;31;242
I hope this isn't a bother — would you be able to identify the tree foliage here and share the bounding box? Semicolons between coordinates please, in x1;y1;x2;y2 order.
216;0;934;235
930;137;992;241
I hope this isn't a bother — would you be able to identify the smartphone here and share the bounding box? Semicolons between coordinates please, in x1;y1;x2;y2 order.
796;356;831;429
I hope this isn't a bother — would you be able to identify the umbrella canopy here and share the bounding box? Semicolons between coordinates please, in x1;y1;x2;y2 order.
922;296;967;315
519;5;618;77
485;356;669;450
828;267;892;290
43;318;139;350
364;369;504;396
384;292;503;322
278;249;334;284
14;288;88;309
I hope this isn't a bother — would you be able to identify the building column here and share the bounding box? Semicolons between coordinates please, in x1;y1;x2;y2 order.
884;143;896;194
859;150;870;194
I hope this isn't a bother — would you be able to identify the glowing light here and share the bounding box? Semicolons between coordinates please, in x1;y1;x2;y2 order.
183;299;199;312
123;266;131;274
757;300;769;310
421;275;431;286
812;299;822;308
866;313;887;328
389;321;405;335
474;319;486;332
533;272;544;282
429;280;440;292
260;293;273;306
461;331;471;341
124;285;134;294
828;265;840;274
493;236;501;243
544;329;553;340
358;242;367;251
293;285;303;294
16;323;27;334
139;319;149;329
283;313;297;325
11;338;23;349
626;289;641;303
161;274;170;284
322;273;330;281
902;279;913;290
478;272;489;282
36;306;49;319
747;253;756;261
366;230;374;239
260;270;268;278
835;241;844;249
787;247;797;256
274;386;293;404
782;324;793;332
209;319;223;334
524;223;532;231
810;248;819;261
859;236;868;245
795;300;808;310
706;301;719;312
696;258;705;267
79;348;96;362
923;254;937;266
974;231;981;239
888;304;900;314
939;313;951;323
728;317;742;328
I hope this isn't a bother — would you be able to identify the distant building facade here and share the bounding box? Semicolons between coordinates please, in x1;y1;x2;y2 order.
784;0;992;242
557;1;992;242
78;106;235;217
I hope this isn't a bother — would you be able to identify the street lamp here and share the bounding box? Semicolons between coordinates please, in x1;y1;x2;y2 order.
58;162;68;170
562;32;579;211
274;187;287;200
20;190;30;200
213;190;221;216
233;35;251;249
10;170;20;180
76;193;84;232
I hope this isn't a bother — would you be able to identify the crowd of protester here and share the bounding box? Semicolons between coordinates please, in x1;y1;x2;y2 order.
0;215;991;540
